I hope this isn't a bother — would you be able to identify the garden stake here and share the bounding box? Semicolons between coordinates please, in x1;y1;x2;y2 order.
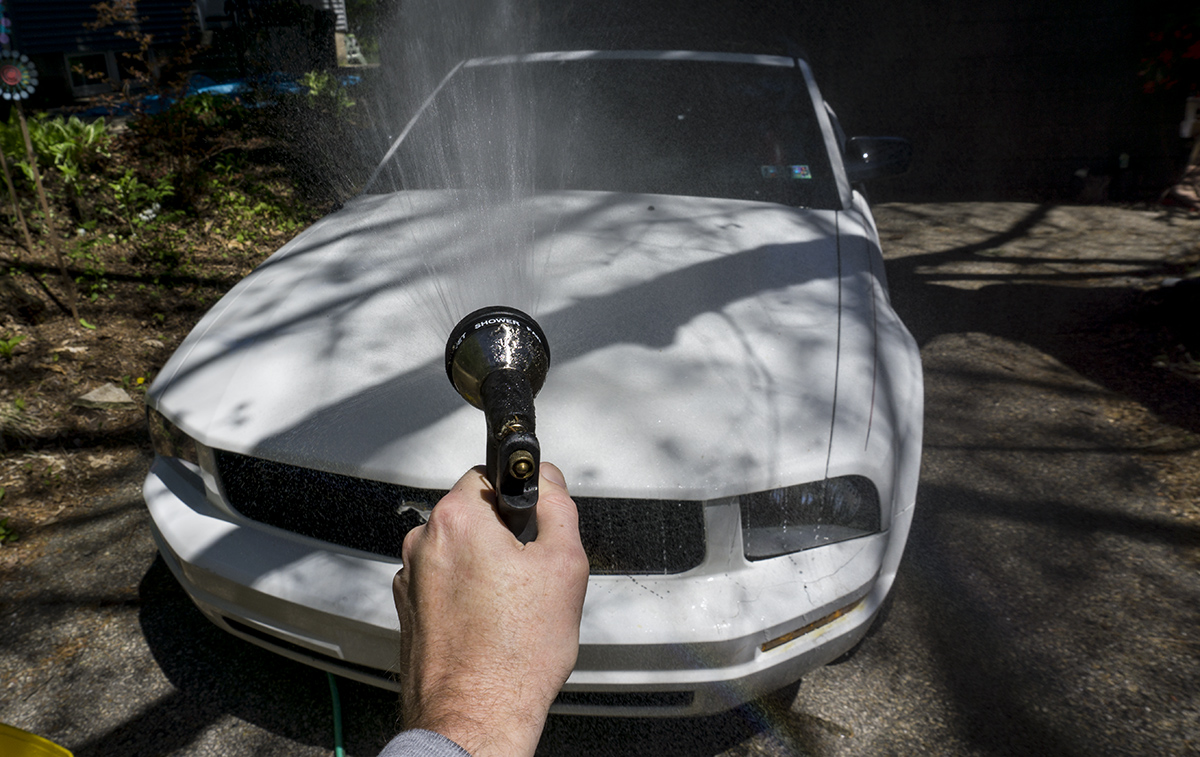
15;100;78;321
0;141;35;263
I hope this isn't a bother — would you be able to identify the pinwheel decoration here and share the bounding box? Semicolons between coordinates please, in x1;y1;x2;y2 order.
0;50;37;100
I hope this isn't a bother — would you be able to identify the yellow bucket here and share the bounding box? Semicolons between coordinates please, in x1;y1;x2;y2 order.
0;723;73;757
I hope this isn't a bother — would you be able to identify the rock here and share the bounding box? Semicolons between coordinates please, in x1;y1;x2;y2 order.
74;384;136;409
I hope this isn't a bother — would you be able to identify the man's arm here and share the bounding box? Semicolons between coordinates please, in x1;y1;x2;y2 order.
388;463;589;757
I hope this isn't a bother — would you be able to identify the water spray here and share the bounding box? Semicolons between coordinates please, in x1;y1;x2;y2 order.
445;306;550;543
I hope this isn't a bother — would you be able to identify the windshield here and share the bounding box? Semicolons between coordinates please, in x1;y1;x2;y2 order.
369;56;840;209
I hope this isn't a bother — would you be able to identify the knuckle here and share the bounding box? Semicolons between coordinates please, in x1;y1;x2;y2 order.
425;498;471;533
400;523;425;561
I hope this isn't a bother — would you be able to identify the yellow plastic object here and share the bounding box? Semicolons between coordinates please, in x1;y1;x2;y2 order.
0;723;73;757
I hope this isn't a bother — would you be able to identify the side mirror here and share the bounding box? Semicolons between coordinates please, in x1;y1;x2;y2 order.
844;137;912;183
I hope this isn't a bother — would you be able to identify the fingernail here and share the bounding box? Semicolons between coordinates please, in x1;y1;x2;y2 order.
541;462;567;489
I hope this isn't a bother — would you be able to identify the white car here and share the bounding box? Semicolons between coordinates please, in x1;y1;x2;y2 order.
143;50;922;717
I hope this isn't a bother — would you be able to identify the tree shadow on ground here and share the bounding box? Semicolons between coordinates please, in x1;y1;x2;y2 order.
128;554;827;756
883;202;1200;434
68;556;400;757
872;201;1200;755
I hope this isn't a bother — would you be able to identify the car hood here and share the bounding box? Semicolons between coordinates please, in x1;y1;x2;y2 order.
152;190;870;499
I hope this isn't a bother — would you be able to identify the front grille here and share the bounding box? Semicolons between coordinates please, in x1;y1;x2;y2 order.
216;451;706;574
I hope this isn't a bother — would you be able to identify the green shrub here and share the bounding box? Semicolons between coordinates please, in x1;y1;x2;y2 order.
107;169;175;232
0;113;112;220
299;70;355;117
128;93;247;205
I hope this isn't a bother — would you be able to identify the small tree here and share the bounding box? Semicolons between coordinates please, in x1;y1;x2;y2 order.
82;0;199;102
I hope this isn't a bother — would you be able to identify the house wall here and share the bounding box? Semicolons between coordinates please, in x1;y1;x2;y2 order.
9;0;196;53
194;0;348;32
8;0;197;104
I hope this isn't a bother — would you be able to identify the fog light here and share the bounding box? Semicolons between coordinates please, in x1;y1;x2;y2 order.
761;598;864;653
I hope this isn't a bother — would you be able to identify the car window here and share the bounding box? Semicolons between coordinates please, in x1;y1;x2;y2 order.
372;58;840;209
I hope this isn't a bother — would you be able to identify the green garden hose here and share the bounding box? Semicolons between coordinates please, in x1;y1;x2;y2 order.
327;672;346;757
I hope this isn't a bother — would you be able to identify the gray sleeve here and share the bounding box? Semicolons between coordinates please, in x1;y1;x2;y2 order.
377;729;472;757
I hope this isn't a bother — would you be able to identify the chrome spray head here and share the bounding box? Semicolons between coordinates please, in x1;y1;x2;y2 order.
445;306;550;543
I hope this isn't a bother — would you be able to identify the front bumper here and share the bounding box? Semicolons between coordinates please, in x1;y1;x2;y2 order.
144;455;899;717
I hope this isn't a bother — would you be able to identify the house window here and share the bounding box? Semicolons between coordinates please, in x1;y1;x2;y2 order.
66;51;120;96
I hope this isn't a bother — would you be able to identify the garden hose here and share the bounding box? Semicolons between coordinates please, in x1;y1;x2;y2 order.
327;672;345;757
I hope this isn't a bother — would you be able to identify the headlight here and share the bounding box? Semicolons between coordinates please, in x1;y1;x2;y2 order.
147;407;199;466
740;475;881;561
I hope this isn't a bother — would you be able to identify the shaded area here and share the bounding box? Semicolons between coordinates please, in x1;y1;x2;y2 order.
849;201;1200;755
110;556;400;757
882;202;1200;434
4;201;1200;755
887;468;1200;755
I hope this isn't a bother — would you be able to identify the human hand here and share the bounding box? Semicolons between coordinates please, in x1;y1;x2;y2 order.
393;463;589;757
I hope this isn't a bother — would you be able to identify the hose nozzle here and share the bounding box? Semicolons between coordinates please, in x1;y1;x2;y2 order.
445;306;550;543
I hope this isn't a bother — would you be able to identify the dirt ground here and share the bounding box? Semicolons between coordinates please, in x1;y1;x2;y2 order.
0;200;1198;755
0;154;329;569
871;201;1200;538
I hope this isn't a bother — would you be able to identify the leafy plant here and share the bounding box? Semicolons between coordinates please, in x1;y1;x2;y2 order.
72;250;110;301
107;169;175;234
42;116;113;194
300;70;356;116
0;513;18;545
128;93;246;205
83;0;199;102
0;334;25;360
205;171;307;247
0;113;112;219
70;221;113;300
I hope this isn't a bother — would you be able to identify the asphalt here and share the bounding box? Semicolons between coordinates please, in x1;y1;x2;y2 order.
2;202;1198;756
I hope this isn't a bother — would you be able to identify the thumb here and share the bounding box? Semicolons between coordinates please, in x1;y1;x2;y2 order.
531;462;581;545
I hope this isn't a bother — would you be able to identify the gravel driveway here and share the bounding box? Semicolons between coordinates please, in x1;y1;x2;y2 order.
2;202;1198;756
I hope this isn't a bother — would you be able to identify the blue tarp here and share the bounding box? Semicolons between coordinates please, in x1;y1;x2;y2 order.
78;72;362;117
